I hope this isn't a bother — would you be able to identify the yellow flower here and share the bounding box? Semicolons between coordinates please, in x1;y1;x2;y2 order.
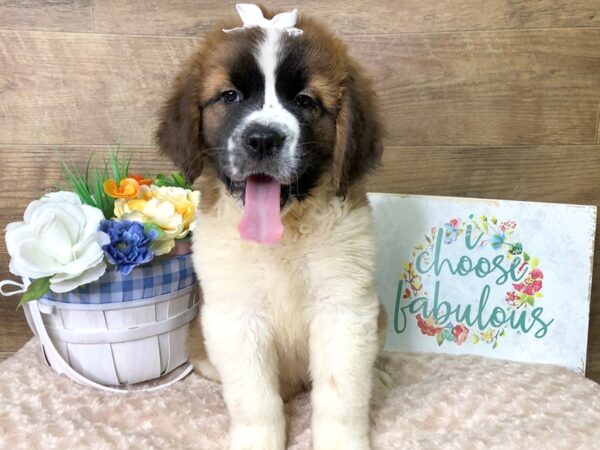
113;185;200;255
149;185;200;234
103;178;140;199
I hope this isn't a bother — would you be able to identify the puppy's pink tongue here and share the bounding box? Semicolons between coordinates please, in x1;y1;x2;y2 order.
238;175;283;244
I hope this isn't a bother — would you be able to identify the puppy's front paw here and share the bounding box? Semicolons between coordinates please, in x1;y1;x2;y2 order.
312;417;371;450
230;424;285;450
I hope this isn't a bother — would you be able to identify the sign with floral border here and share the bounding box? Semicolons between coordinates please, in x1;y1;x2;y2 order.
369;194;596;373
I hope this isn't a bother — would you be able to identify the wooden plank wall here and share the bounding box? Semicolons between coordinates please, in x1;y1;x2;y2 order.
0;1;599;379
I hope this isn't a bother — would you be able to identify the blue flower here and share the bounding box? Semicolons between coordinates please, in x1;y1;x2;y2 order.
443;223;458;244
490;232;506;250
98;220;158;275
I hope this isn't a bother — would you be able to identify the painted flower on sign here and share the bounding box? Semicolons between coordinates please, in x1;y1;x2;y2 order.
416;314;442;337
509;242;523;255
452;324;469;345
505;291;520;306
499;220;516;232
448;218;461;228
513;268;543;296
443;218;462;244
480;330;495;344
490;232;506;250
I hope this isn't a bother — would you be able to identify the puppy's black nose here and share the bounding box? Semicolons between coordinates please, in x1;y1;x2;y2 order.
244;125;284;160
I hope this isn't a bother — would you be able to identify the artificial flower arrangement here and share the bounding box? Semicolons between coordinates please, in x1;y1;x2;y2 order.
5;150;200;308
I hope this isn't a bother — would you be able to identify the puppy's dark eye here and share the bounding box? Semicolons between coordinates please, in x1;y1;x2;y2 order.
221;90;241;104
295;94;316;108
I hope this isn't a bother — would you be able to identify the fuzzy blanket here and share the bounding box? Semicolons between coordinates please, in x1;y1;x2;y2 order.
1;339;600;449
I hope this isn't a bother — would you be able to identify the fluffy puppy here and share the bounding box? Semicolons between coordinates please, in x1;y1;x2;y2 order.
157;4;385;449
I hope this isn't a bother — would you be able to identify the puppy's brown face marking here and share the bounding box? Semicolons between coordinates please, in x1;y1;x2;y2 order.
197;25;339;206
157;7;383;205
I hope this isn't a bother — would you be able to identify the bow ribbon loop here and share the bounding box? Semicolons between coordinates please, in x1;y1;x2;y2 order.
223;3;303;36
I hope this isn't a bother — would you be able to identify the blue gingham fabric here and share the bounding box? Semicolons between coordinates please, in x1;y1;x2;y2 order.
42;254;197;304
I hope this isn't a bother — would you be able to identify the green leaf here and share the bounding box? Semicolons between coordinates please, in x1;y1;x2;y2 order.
526;296;535;306
60;154;118;219
62;160;94;206
110;152;122;184
493;340;498;349
152;172;191;189
153;173;173;188
18;277;51;309
529;256;539;269
144;222;165;239
471;334;480;344
171;171;188;188
106;146;130;185
436;332;444;346
92;167;113;219
534;292;543;298
523;252;530;262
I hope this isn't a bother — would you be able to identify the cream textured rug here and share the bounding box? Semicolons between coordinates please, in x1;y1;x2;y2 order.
1;339;600;449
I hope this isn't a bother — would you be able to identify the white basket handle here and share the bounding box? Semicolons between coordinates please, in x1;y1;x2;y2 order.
26;300;194;394
0;279;28;296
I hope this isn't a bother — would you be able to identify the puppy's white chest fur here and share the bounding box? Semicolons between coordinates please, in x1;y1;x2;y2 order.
190;181;378;399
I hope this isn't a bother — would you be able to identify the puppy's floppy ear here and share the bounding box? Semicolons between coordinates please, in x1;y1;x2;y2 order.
156;61;204;183
332;61;383;197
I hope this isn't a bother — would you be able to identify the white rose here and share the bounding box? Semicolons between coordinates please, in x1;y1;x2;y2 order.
6;192;110;293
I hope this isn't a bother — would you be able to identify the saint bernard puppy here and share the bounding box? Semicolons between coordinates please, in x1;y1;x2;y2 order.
157;4;386;449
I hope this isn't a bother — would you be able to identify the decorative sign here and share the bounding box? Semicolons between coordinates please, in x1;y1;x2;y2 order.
369;194;596;373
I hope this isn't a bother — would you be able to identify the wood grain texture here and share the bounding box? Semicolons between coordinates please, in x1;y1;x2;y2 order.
0;145;174;207
0;351;17;361
92;0;600;36
587;347;600;382
349;29;600;146
0;31;199;146
2;29;600;147
0;0;92;33
0;289;31;356
596;102;600;144
371;145;600;202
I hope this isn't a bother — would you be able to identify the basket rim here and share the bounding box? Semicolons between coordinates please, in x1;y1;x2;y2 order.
41;253;197;305
39;283;197;311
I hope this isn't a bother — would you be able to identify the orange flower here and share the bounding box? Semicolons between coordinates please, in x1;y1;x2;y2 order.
103;178;140;199
129;174;153;186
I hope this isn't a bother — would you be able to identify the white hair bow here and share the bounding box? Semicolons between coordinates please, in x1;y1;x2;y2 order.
223;3;303;36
